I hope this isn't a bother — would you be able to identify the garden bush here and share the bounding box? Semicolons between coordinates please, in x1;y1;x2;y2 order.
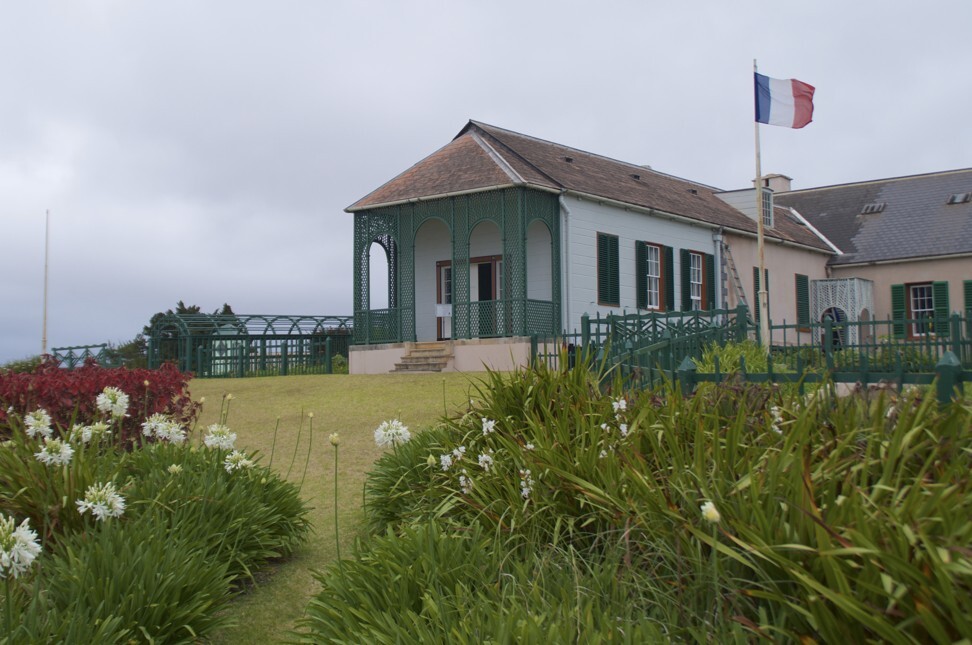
0;357;198;446
0;364;310;643
304;352;971;643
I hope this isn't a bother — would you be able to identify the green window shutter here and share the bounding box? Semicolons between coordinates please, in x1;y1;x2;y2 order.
664;245;675;311
795;274;810;326
933;280;950;336
635;242;647;309
705;253;716;310
965;279;972;314
890;284;905;338
680;249;691;311
597;233;619;306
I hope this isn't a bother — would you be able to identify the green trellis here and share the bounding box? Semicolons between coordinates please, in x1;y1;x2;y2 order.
147;313;353;377
353;187;561;345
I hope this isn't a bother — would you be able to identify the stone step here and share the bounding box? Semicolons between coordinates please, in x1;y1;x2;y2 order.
391;342;453;373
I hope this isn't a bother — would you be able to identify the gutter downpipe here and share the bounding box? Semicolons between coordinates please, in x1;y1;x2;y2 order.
559;191;571;336
712;228;724;311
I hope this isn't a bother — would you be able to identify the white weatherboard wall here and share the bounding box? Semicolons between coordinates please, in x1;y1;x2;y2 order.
561;195;717;333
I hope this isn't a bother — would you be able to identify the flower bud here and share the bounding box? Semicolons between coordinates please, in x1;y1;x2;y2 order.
426;454;436;467
329;433;340;446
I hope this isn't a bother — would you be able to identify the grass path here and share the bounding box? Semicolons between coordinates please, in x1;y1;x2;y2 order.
189;372;480;643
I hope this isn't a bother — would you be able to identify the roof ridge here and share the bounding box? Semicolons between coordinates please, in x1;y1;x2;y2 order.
780;167;972;195
466;122;563;190
466;120;723;192
468;131;524;184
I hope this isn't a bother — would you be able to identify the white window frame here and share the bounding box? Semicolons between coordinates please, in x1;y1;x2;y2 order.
909;283;934;336
646;244;661;309
689;252;703;310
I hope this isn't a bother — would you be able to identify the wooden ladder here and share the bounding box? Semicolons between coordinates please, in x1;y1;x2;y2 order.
722;242;748;307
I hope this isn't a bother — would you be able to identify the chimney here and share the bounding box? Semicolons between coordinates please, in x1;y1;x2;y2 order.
755;173;793;193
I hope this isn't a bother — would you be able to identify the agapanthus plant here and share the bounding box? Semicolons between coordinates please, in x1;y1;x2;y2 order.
23;409;53;439
95;386;130;419
204;424;237;450
224;450;254;473
374;419;410;448
76;481;126;521
0;514;41;579
141;413;187;444
34;437;74;467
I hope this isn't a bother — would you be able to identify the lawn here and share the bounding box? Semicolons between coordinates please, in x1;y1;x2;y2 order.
189;372;480;643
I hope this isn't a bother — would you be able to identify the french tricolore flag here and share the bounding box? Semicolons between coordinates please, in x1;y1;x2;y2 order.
754;73;815;129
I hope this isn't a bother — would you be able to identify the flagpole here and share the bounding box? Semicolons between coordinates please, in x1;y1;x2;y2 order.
753;59;770;351
42;209;50;355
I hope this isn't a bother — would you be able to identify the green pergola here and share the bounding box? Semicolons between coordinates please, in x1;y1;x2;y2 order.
147;313;352;377
353;186;561;344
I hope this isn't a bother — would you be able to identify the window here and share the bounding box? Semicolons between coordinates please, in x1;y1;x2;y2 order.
681;249;714;311
646;245;660;308
795;274;810;329
689;253;703;310
761;188;774;228
596;233;619;306
891;281;950;338
909;283;935;336
637;242;674;311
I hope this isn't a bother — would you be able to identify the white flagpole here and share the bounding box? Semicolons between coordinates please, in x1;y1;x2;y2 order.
753;60;770;350
42;209;50;355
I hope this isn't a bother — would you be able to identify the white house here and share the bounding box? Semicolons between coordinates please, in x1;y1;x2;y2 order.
345;121;835;373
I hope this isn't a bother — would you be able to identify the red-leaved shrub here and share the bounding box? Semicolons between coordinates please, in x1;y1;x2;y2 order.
0;357;199;446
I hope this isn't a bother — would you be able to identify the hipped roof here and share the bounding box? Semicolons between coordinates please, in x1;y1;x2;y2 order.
347;121;833;252
775;168;972;265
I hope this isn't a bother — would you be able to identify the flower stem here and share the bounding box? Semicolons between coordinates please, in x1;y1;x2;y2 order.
333;445;341;564
5;576;12;639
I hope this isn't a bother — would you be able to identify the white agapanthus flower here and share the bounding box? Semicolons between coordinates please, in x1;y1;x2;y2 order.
141;413;169;438
96;386;130;418
24;408;53;439
74;421;112;444
525;442;535;451
439;453;454;472
612;398;627;414
477;450;494;472
34;437;74;467
519;469;534;500
373;419;411;448
481;418;496;435
167;464;183;475
700;501;721;524
224;450;255;473
458;469;473;495
76;482;126;521
619;423;629;438
143;414;187;444
0;514;42;579
451;445;466;460
204;424;237;450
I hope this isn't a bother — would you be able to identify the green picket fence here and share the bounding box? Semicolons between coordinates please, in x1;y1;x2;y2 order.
533;307;971;404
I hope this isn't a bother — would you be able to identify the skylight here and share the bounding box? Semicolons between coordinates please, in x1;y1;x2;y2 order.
946;192;971;205
860;202;886;215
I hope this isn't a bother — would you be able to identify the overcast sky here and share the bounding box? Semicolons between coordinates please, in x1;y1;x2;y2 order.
2;0;970;363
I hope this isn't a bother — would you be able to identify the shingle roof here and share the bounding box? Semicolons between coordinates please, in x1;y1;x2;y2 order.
347;120;833;252
775;168;972;265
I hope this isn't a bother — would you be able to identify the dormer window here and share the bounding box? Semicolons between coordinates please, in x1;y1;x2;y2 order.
761;188;774;228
